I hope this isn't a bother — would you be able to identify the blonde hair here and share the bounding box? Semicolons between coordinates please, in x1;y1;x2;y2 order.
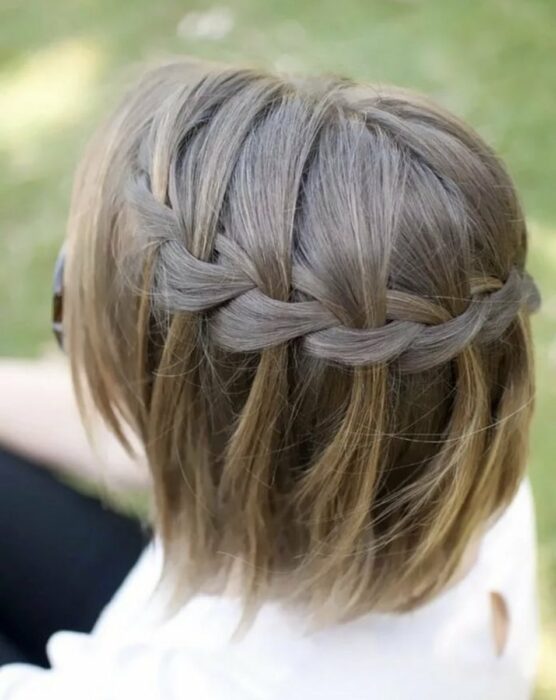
66;59;539;621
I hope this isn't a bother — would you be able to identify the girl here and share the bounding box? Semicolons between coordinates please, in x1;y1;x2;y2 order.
0;59;541;698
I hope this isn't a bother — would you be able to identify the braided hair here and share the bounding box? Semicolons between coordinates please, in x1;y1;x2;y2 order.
66;59;539;622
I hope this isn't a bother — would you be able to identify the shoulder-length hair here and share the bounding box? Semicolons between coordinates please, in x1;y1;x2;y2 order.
65;59;538;622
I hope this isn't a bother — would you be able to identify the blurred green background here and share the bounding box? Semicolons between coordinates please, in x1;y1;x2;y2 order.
1;0;555;696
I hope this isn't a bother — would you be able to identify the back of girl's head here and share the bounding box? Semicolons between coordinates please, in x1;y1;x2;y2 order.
66;58;539;620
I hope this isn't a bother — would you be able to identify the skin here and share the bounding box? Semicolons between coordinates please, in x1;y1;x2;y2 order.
0;357;150;493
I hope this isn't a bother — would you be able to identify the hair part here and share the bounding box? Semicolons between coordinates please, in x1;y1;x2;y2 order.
65;58;538;623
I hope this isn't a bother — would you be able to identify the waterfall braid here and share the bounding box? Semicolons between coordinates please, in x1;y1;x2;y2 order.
66;59;540;621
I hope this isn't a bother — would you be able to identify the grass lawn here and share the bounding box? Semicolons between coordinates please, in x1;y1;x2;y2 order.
1;0;555;695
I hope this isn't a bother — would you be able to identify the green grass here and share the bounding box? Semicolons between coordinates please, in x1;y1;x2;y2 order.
1;0;555;695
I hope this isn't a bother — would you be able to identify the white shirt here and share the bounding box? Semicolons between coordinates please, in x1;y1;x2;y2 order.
0;480;538;699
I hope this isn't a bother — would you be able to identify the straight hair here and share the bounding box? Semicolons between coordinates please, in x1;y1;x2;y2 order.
65;59;538;622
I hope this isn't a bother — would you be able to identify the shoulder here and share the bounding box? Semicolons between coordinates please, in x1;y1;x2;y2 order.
478;477;537;588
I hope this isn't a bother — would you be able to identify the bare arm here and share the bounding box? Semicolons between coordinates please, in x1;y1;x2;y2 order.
0;357;150;493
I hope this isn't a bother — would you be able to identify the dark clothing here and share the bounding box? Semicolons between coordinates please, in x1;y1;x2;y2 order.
0;448;146;667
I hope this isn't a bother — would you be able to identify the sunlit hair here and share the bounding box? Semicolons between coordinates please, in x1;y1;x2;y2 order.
66;58;539;622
